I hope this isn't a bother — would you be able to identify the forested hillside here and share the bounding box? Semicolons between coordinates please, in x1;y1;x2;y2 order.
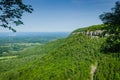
0;25;119;80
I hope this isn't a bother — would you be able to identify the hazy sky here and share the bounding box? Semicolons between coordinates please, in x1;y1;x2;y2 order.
0;0;117;32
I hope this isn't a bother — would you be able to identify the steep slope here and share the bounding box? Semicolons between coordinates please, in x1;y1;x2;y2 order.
72;24;108;37
0;33;102;80
0;25;120;80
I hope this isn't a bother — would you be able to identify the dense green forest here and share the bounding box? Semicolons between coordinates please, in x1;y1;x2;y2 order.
0;25;119;80
0;0;120;80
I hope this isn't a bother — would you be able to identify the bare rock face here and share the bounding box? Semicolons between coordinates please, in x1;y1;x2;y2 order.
72;30;107;37
84;30;105;36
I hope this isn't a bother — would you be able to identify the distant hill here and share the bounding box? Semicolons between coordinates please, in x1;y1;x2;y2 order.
0;25;119;80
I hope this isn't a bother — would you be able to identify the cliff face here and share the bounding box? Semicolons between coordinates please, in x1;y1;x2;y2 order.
72;30;106;37
72;24;108;37
83;30;105;36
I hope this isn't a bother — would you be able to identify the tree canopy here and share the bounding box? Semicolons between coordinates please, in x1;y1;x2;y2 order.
0;0;33;32
100;1;120;52
100;1;120;35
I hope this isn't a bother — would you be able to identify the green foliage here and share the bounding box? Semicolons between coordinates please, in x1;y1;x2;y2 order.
0;34;103;80
0;46;9;56
0;32;68;56
72;24;106;33
100;1;120;33
0;0;33;32
94;54;120;80
101;35;120;52
0;32;119;80
100;1;120;53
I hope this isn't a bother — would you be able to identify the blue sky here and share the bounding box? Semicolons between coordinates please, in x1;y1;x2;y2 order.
0;0;117;32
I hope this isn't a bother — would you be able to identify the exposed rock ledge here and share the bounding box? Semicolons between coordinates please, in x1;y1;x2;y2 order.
72;30;108;37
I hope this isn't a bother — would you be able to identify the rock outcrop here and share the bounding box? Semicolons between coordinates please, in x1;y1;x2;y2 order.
72;30;107;37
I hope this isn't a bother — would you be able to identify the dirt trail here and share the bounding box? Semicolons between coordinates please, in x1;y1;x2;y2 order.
91;62;97;80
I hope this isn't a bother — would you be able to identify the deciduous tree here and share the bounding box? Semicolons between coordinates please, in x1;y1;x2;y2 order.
100;1;120;52
0;0;33;32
